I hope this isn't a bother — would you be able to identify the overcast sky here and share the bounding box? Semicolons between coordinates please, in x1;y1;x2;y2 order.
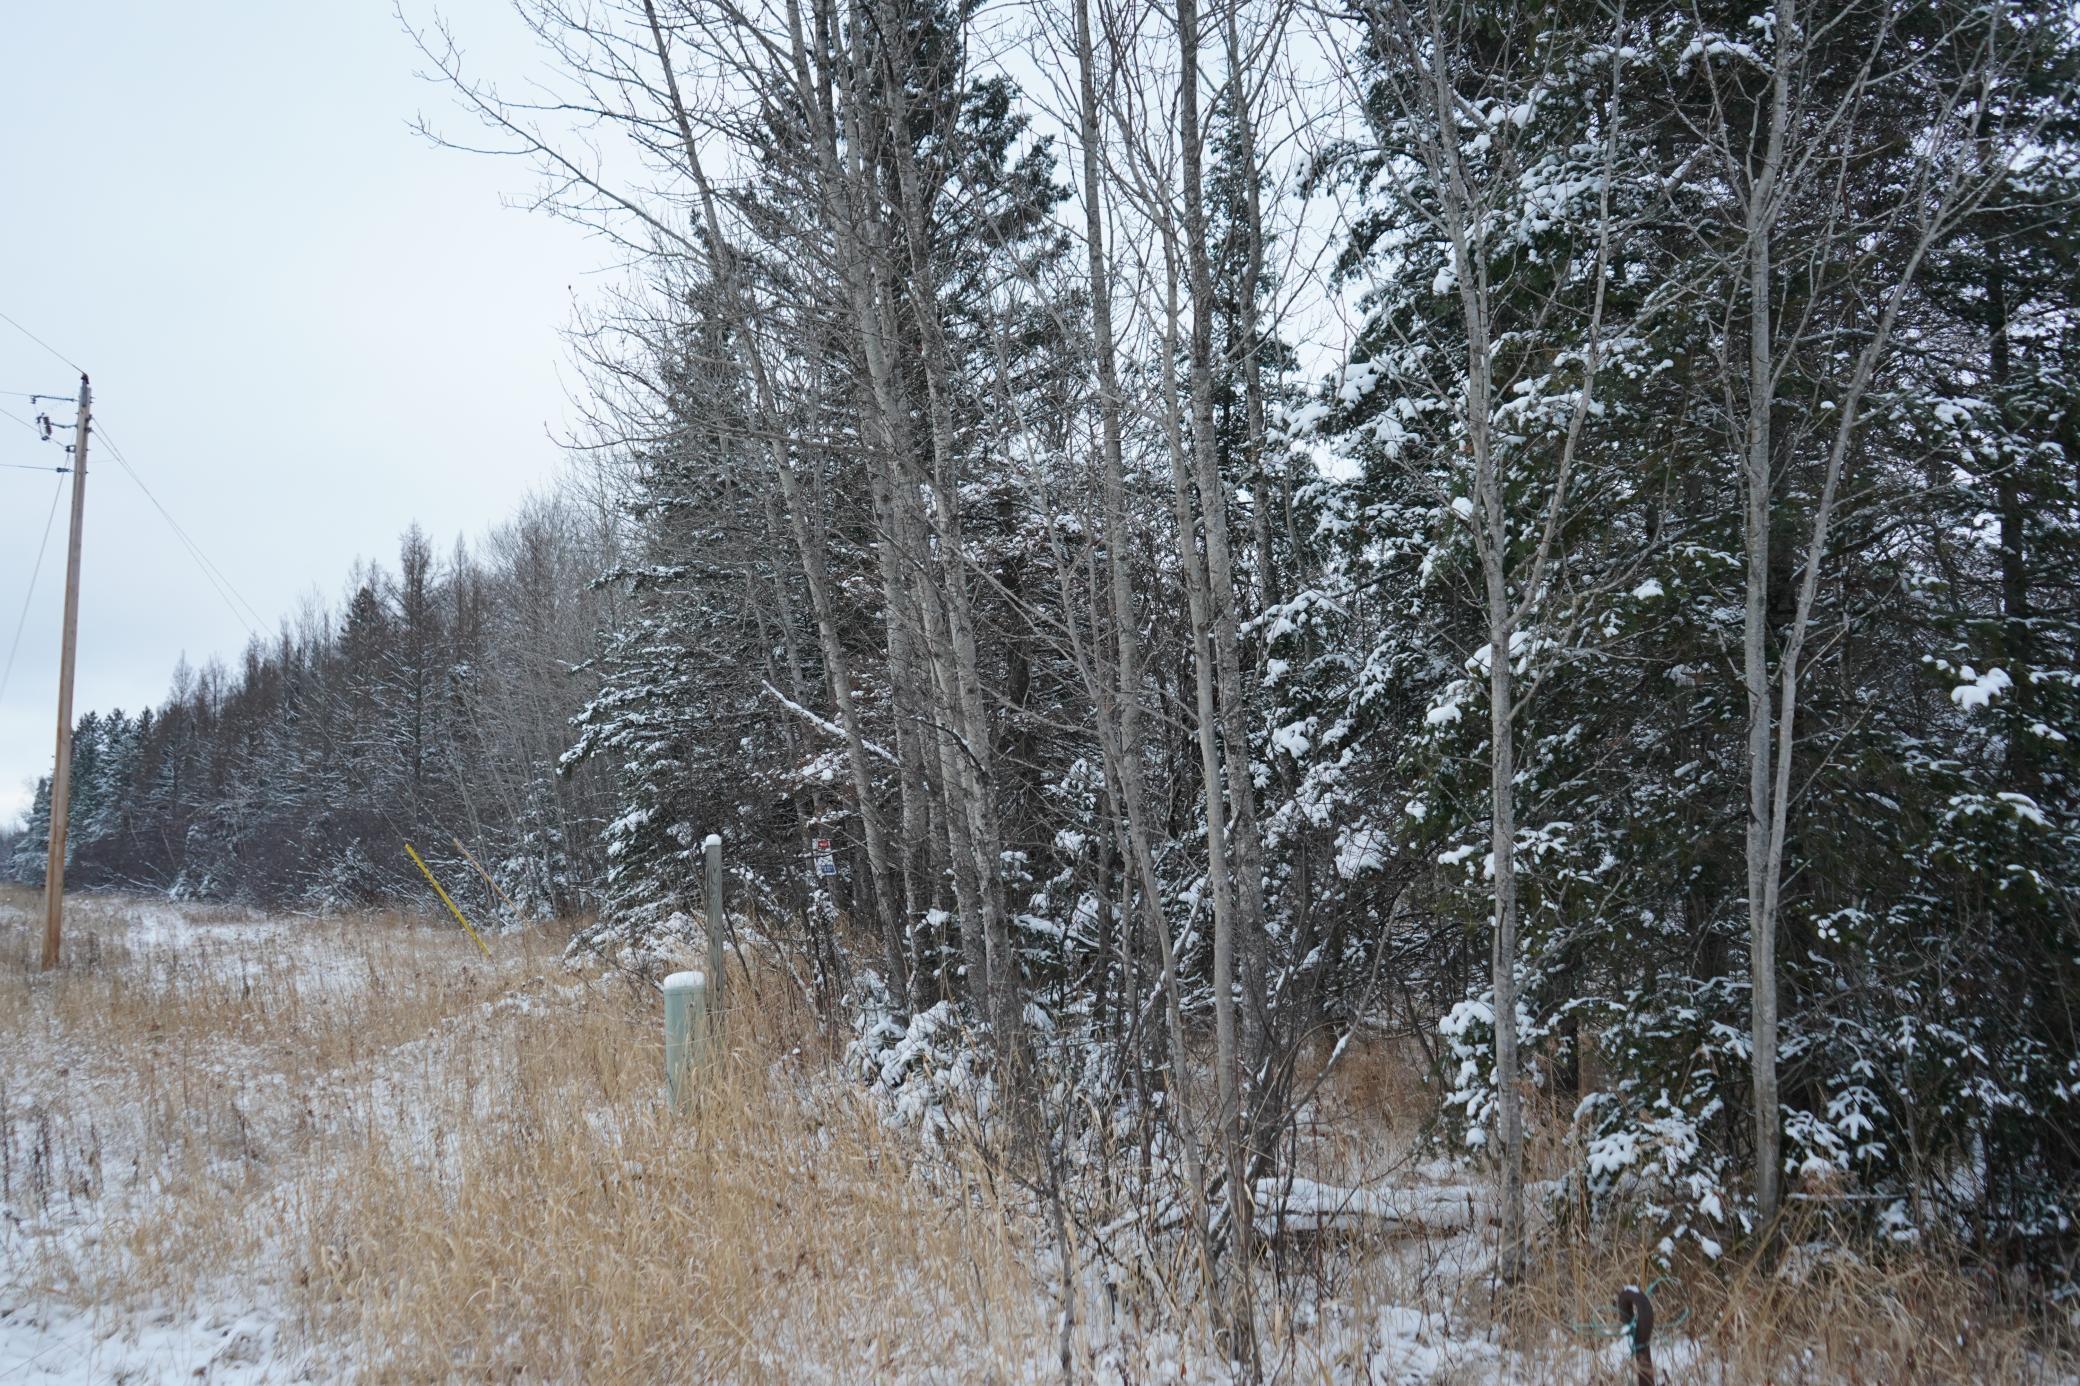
0;3;611;828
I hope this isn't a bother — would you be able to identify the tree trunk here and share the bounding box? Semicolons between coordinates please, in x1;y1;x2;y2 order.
1072;0;1221;1304
1174;0;1260;1350
1741;0;1794;1232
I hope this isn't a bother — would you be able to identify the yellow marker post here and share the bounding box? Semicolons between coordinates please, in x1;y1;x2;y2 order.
404;842;492;958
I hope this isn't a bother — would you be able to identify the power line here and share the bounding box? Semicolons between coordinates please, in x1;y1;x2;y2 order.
91;420;268;637
0;462;69;473
0;307;85;375
0;475;66;709
95;421;264;637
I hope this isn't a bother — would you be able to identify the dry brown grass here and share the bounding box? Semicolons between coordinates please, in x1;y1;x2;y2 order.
0;891;1059;1381
290;971;1050;1380
0;891;562;1318
1488;1214;2077;1385
0;888;2072;1382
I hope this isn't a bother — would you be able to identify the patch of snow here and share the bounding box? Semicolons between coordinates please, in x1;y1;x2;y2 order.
0;1304;295;1384
1951;665;2011;710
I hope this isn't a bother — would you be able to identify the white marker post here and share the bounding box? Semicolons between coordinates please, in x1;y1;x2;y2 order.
663;970;707;1109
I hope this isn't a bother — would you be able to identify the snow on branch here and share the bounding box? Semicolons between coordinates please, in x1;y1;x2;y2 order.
762;682;899;765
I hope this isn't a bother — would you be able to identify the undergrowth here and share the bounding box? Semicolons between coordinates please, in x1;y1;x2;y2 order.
0;887;2071;1381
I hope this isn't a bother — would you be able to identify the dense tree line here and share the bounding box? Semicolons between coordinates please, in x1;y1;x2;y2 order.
8;501;617;917
12;0;2077;1334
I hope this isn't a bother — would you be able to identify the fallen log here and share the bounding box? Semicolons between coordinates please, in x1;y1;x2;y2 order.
1250;1177;1489;1237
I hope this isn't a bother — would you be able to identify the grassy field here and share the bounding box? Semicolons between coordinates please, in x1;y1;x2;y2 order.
0;885;2069;1382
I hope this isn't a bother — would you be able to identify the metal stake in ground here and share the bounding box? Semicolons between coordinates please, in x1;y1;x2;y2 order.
1616;1284;1655;1386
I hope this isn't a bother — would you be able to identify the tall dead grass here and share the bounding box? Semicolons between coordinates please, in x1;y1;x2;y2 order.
290;973;1050;1381
0;891;1055;1380
1490;1210;2075;1383
1;888;2072;1382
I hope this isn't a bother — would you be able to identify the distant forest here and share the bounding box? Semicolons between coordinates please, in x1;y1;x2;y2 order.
8;0;2077;1283
6;505;616;917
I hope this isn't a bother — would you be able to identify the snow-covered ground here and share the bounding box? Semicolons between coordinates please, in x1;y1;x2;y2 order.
0;1303;288;1383
0;893;2062;1382
0;893;568;1381
0;894;1566;1381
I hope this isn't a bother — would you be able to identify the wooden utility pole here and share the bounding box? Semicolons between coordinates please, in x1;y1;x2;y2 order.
41;374;90;972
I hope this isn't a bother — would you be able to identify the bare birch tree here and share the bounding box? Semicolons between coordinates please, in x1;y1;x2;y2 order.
1350;0;1630;1282
1687;0;2025;1230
